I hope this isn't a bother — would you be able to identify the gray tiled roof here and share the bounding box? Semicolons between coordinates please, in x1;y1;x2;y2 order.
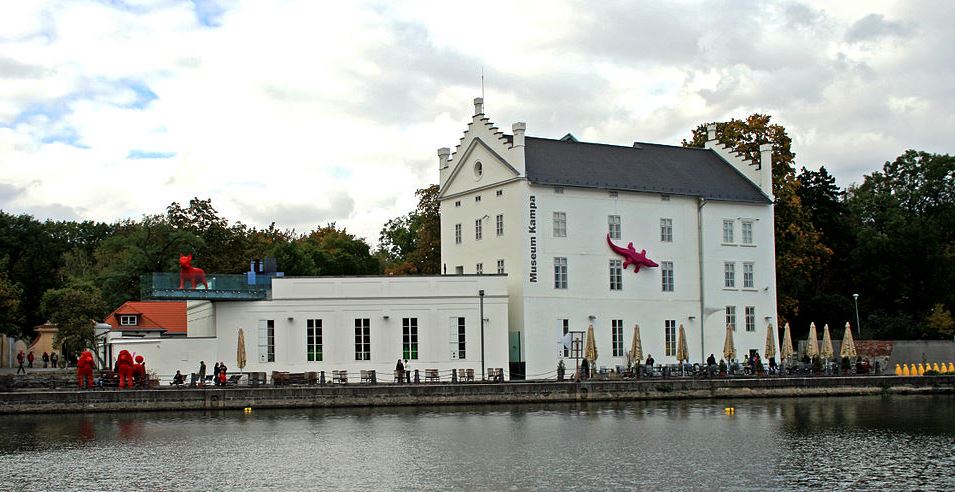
524;137;771;203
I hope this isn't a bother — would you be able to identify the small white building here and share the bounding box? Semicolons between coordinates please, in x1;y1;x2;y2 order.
437;98;779;378
109;275;509;380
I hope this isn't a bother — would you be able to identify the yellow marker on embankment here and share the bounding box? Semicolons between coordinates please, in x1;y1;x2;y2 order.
902;365;910;376
724;407;735;415
949;363;954;373
894;364;902;376
932;363;940;372
244;407;252;414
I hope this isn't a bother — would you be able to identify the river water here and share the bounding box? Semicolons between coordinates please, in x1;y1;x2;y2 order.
1;394;952;491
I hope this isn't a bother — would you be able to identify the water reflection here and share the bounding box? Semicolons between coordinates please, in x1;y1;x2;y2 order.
0;395;951;491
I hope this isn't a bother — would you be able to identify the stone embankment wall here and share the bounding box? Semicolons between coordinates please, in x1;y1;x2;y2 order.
0;376;952;414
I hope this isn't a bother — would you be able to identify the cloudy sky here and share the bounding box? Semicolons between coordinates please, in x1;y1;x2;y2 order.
1;0;953;243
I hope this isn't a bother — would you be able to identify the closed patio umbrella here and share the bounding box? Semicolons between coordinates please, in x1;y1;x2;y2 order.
840;322;858;359
237;328;247;373
765;323;777;360
676;324;689;363
806;322;819;359
821;324;834;359
723;324;736;362
781;322;794;362
629;324;643;364
584;324;598;367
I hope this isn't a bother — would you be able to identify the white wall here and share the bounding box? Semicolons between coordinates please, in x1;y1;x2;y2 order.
109;336;217;381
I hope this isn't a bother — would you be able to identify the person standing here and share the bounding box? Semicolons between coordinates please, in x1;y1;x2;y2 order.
50;352;59;368
27;351;34;368
16;350;26;375
42;352;50;368
395;359;404;383
404;359;411;384
198;361;207;386
213;362;220;382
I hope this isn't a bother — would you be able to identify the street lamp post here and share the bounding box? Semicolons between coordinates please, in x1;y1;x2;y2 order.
479;289;485;381
852;293;861;338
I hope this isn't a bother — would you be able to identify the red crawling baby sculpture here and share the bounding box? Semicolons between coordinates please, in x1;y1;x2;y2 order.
76;351;95;389
117;350;135;389
178;254;208;290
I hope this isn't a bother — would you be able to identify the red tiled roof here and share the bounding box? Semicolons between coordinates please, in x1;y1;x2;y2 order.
105;301;187;333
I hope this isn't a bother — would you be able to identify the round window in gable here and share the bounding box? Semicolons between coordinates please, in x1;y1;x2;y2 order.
473;161;483;180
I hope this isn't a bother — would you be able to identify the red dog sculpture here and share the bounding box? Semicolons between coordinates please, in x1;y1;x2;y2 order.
77;351;95;389
117;350;134;389
607;233;659;273
178;254;208;289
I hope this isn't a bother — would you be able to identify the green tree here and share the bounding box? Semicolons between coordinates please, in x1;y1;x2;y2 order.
0;261;24;336
41;280;107;359
377;184;440;275
302;224;380;276
684;115;831;326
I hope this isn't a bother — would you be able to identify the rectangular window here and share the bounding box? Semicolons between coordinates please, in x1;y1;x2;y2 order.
119;315;137;326
745;307;756;332
449;317;466;359
609;259;623;290
455;223;462;244
554;257;568;289
723;220;735;243
455;265;464;275
497;259;504;274
608;215;621;239
475;195;481;202
553;212;567;237
454;200;461;207
554;187;564;194
559;319;570;357
724;262;736;288
665;320;677;357
475;219;482;240
660;218;673;242
661;261;674;292
476;263;483;275
354;318;370;361
306;319;323;362
496;214;504;236
726;306;737;331
742;220;754;245
258;319;275;363
743;262;754;289
402;317;418;360
611;320;624;357
496;189;503;197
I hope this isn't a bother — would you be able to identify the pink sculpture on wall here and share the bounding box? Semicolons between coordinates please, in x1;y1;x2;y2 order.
178;254;208;289
607;234;658;272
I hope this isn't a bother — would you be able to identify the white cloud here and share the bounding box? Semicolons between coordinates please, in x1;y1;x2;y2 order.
0;0;953;244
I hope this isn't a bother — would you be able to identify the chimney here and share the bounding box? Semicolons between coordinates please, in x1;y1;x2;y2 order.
473;97;484;116
437;147;450;170
512;122;526;148
706;123;717;142
759;143;774;199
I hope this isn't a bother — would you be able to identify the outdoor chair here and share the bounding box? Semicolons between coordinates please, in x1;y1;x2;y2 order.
466;368;474;381
425;369;439;382
225;374;242;386
332;370;348;384
360;370;376;383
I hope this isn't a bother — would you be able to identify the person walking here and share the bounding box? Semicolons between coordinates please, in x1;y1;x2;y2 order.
16;350;26;375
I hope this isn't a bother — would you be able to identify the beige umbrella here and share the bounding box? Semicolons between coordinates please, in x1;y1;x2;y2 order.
237;328;247;372
781;322;794;361
764;323;777;360
840;322;858;359
723;324;736;362
629;324;643;364
806;322;819;359
676;324;689;363
821;324;834;359
584;324;598;365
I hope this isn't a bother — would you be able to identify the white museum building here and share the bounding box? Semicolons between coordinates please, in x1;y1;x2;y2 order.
107;97;779;382
437;98;779;378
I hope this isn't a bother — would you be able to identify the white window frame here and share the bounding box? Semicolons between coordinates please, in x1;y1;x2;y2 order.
119;315;138;326
660;218;673;242
403;317;418;360
608;215;621;240
611;320;624;357
723;220;735;244
609;259;623;291
258;319;275;363
554;257;568;289
354;318;371;361
476;263;483;275
724;262;736;288
665;320;677;357
496;214;504;236
741;220;754;245
743;262;755;289
745;307;756;332
553;212;567;237
661;261;674;292
726;307;737;332
449;317;466;359
474;219;482;240
558;319;570;357
454;223;462;244
497;259;504;274
306;319;322;362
